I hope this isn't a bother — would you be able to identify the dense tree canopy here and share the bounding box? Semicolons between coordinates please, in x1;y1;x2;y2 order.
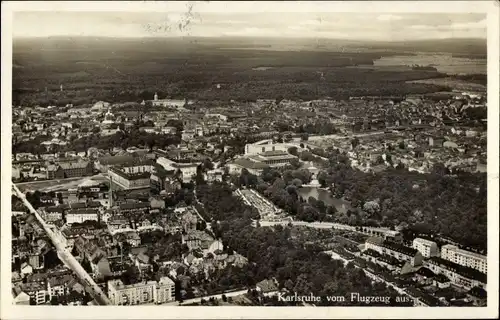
195;182;408;306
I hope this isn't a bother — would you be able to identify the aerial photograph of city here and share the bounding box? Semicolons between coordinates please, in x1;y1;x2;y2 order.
4;2;496;315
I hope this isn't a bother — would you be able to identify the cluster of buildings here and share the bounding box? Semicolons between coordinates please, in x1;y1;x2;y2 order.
11;212;87;305
12;171;251;305
12;91;486;184
359;235;487;293
11;91;487;306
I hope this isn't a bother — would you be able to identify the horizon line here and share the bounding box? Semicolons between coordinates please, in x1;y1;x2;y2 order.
12;35;488;42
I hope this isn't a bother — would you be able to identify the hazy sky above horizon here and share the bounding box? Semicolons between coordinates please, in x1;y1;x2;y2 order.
13;11;487;41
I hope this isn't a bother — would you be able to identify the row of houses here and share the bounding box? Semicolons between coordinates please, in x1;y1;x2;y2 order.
363;237;487;291
424;257;487;291
12;270;85;305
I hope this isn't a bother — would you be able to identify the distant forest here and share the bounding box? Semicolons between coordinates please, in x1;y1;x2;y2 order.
12;37;485;106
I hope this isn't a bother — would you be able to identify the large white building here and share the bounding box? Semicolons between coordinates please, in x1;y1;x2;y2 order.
440;244;487;274
108;277;175;305
108;164;153;190
156;157;199;183
246;151;298;168
150;93;193;108
65;208;99;225
245;139;302;156
412;238;439;258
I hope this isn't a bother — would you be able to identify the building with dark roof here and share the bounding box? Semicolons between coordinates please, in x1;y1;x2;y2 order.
118;202;150;215
406;287;441;307
46;160;93;179
433;273;451;289
65;208;99;225
365;237;423;267
424;257;487;291
95;155;135;172
19;281;47;305
108;167;151;190
227;158;270;176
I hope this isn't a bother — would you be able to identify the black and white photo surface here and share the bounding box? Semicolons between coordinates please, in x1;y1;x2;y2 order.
1;1;498;319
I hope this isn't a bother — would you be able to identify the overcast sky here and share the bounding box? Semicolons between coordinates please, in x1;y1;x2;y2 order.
13;11;487;41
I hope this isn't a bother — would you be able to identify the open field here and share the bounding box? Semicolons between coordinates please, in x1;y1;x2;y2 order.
407;77;486;93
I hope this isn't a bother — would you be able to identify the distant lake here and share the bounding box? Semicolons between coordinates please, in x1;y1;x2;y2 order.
373;53;486;75
298;187;352;213
252;66;275;71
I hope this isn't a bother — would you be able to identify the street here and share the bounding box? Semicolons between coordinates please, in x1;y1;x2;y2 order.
12;183;112;305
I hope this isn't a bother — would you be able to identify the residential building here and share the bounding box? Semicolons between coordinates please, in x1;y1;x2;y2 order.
95;155;136;173
65;208;99;224
47;274;74;299
107;215;131;233
181;129;196;141
20;282;47;305
28;254;44;270
20;262;33;277
365;237;423;267
175;163;198;183
118;202;150;217
155;277;176;304
41;206;64;224
424;257;487;291
412;238;439;258
256;279;279;297
107;277;175;305
440;244;487;274
433;274;451;289
12;288;31;305
362;227;403;243
206;169;224;183
47;161;93;178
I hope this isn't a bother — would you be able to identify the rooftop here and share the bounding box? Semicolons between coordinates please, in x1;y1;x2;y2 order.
119;202;150;211
231;158;269;170
383;240;419;257
98;155;135;166
413;237;438;246
109;167;151;180
108;279;157;290
256;279;278;293
442;244;486;260
66;208;99;215
59;161;90;170
428;257;487;283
